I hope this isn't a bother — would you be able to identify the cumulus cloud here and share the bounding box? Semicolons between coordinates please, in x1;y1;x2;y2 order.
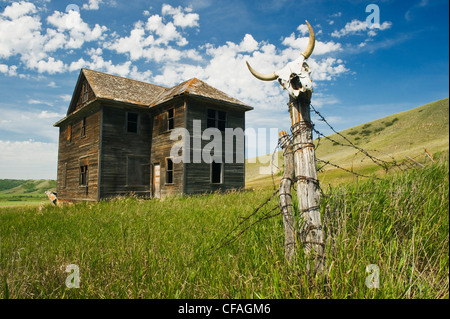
108;5;200;63
46;10;108;49
1;1;37;19
0;2;108;74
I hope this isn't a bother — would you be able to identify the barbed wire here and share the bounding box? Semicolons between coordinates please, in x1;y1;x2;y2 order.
210;101;425;254
310;104;405;173
208;189;280;255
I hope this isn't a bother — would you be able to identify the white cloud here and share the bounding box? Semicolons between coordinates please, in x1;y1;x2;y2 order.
405;0;429;21
38;110;64;118
60;94;72;102
1;1;37;20
0;64;18;76
311;93;340;108
108;5;201;63
297;24;309;36
82;0;102;11
69;48;155;81
0;140;58;179
0;7;44;59
330;12;342;18
0;108;62;142
161;4;199;28
308;58;348;81
145;14;188;46
0;2;108;74
46;10;108;49
331;19;392;38
28;99;54;106
282;33;342;55
29;57;66;74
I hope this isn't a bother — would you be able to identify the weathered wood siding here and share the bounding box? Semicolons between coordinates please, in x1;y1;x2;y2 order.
184;99;246;194
73;78;95;114
56;105;101;202
99;105;152;198
150;100;185;197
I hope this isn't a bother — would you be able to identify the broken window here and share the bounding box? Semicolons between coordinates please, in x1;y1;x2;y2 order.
82;82;89;103
168;108;174;130
207;109;226;131
79;165;88;186
81;117;86;137
211;161;222;184
127;112;138;133
166;158;174;184
67;124;72;143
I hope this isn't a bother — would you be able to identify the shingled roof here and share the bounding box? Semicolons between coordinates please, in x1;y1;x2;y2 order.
81;69;252;110
82;69;166;106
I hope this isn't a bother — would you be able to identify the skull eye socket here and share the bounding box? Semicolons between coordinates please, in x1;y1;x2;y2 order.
290;74;302;90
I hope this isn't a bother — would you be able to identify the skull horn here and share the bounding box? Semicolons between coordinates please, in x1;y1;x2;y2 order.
301;20;315;59
246;61;278;81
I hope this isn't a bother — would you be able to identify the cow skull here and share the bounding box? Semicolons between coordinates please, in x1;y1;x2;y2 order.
246;20;315;99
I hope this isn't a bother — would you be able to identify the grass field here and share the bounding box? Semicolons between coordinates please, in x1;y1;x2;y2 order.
0;153;448;299
0;99;448;299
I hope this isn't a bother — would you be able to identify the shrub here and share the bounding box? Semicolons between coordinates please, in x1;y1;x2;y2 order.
384;118;399;127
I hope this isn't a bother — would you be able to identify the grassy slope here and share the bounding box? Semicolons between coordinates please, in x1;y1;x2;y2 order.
246;98;449;189
0;154;448;299
0;179;57;207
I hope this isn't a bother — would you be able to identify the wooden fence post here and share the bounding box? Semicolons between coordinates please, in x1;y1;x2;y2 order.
289;93;326;274
279;130;296;261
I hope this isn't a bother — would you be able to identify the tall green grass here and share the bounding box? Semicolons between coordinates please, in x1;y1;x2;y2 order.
0;155;448;299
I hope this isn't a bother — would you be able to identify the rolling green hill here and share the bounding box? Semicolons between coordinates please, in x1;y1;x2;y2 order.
0;179;56;207
0;179;56;195
246;98;449;188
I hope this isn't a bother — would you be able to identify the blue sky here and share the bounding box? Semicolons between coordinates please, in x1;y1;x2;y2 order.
0;0;448;179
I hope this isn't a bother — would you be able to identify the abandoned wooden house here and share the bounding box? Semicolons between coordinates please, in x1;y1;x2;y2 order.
54;68;253;202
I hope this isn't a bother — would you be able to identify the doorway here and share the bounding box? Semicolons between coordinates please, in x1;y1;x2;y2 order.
153;164;161;198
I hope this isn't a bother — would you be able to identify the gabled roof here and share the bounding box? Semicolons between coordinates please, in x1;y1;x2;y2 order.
151;78;252;110
78;68;251;110
82;68;167;106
